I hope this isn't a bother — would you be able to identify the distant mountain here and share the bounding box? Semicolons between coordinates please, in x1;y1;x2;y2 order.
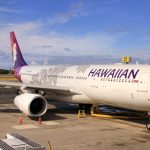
27;55;148;65
1;54;150;69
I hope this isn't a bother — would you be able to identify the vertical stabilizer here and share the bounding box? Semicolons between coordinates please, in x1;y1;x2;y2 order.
10;32;27;80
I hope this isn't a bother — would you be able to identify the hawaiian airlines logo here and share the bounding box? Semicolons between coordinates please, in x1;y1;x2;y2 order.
88;68;140;79
13;43;17;63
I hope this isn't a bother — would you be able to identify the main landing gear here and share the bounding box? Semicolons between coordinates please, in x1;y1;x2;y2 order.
78;104;99;114
78;104;92;111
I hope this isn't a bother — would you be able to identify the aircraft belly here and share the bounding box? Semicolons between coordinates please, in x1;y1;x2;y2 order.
95;88;150;111
46;93;93;104
84;85;139;109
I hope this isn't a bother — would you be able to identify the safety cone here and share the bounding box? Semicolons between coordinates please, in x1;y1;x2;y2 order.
38;116;42;124
19;116;22;124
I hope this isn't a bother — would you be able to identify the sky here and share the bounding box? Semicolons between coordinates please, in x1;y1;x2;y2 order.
0;0;150;68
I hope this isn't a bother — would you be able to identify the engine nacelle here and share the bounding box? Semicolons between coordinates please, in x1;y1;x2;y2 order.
14;93;47;117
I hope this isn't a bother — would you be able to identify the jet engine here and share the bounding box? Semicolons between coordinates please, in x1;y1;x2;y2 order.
14;93;47;117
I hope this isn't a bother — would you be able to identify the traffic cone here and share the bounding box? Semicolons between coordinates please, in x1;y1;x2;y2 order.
38;116;42;124
19;116;22;124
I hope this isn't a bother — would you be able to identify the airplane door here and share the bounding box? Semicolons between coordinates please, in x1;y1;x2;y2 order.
91;78;98;88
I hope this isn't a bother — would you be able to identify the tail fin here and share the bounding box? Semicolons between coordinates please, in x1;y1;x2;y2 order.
10;32;27;79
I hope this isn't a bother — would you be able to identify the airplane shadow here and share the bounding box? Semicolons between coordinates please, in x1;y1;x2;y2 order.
0;108;20;113
0;99;79;121
0;107;76;122
31;102;79;121
99;105;148;125
0;97;148;125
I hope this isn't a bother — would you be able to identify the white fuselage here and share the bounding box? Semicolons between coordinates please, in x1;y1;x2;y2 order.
19;64;150;112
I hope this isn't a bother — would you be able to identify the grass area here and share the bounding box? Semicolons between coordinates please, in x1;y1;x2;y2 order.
0;69;16;80
0;69;12;74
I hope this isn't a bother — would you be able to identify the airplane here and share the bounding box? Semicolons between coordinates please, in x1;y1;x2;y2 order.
0;32;150;123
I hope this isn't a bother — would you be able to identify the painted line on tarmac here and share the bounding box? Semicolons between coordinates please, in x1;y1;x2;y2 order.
42;121;60;126
13;124;39;130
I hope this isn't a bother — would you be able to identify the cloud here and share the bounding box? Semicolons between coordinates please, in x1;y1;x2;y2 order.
48;1;87;25
106;26;129;34
0;0;16;5
64;48;71;52
26;33;116;56
0;7;19;13
0;21;118;59
0;49;11;69
48;12;77;24
0;22;41;55
0;17;149;68
103;0;122;5
0;20;150;68
70;1;83;10
33;45;53;49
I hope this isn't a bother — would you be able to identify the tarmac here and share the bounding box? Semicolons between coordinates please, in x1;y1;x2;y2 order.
0;83;150;149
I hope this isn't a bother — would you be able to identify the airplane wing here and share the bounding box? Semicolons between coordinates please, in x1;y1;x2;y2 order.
0;81;82;96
